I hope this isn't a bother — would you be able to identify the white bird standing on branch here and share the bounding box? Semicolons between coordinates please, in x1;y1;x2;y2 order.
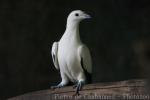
51;10;92;95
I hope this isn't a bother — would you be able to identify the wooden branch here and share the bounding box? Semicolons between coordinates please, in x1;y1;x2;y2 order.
8;79;150;100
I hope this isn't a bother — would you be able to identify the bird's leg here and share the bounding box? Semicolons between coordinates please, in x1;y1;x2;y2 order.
73;81;85;96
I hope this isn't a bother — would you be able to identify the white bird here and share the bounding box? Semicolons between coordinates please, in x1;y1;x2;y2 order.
51;10;92;95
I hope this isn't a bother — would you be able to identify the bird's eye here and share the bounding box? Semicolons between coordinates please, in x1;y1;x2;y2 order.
75;13;79;16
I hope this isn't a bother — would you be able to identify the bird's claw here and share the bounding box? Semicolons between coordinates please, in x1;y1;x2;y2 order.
73;81;84;96
51;84;63;89
73;84;77;89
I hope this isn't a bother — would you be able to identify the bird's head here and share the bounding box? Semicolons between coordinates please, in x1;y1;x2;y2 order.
67;10;91;23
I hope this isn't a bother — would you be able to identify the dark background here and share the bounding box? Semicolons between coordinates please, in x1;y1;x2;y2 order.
0;0;150;99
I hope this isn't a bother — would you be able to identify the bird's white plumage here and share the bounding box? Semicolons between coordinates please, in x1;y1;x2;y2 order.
78;45;92;74
51;42;59;70
51;10;92;87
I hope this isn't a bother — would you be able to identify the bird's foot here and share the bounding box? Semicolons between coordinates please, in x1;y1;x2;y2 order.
51;83;64;89
73;81;85;96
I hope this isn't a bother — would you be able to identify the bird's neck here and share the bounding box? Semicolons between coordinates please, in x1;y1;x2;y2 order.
64;20;81;42
66;20;79;31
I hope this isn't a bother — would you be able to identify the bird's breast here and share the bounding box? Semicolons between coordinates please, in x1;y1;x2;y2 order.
58;42;78;62
58;40;82;79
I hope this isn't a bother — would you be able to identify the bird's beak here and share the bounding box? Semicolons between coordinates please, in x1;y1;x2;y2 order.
83;13;91;19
